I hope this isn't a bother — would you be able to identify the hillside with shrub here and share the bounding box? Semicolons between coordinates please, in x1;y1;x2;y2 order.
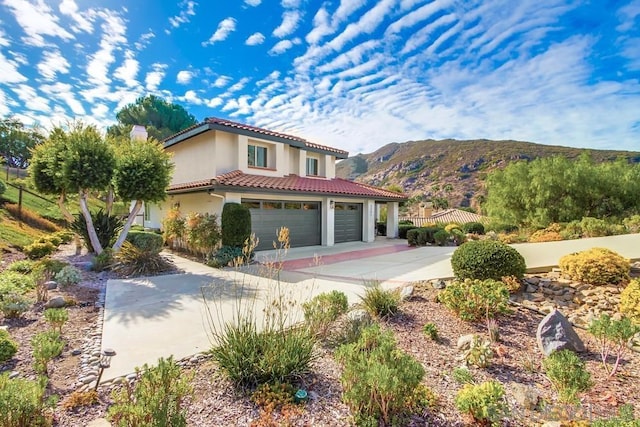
336;139;640;211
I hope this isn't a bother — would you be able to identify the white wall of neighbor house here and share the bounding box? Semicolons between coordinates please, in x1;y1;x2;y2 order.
142;193;225;230
321;196;335;246
166;132;216;185
324;154;335;178
214;131;237;175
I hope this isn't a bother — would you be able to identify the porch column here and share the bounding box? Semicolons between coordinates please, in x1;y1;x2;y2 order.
322;197;335;246
363;200;376;243
386;201;399;238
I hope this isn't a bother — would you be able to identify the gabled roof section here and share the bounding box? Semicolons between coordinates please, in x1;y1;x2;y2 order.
167;170;407;201
427;208;486;224
163;117;349;159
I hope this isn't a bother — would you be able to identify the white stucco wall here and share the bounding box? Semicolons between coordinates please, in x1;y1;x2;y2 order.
167;133;216;185
214;131;237;175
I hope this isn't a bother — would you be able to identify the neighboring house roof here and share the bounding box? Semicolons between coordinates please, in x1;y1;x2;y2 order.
163;117;349;159
427;208;486;223
168;170;407;201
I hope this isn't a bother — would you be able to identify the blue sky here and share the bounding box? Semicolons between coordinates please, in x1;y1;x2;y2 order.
0;0;639;155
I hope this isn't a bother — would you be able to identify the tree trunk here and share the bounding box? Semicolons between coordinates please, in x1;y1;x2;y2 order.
112;200;143;252
79;190;104;255
105;186;114;216
57;193;75;223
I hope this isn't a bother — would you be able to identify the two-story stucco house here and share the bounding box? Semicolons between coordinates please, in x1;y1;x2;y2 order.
139;117;406;251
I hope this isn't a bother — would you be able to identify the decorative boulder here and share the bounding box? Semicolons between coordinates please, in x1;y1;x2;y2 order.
457;334;476;351
45;296;67;309
536;309;585;356
431;279;446;289
399;285;413;301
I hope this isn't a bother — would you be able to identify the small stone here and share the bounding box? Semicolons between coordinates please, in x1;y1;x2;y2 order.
511;383;540;410
87;418;112;427
126;373;137;381
347;309;371;323
71;349;82;356
45;296;66;309
525;284;538;293
431;279;446;289
524;277;540;285
9;371;19;379
0;325;7;331
45;280;58;290
399;285;413;301
541;422;562;427
81;375;97;384
457;334;475;351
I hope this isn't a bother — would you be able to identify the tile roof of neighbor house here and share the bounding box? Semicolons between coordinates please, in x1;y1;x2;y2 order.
163;117;349;158
168;170;407;201
427;208;486;223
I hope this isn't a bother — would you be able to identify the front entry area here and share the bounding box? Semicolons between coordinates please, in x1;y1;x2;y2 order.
334;202;363;243
242;199;321;250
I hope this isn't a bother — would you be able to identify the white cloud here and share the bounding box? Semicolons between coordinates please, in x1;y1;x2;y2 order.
245;0;261;5
92;103;109;118
385;0;454;36
168;0;197;29
0;51;27;83
145;63;168;91
179;89;203;105
202;17;237;46
213;76;231;87
36;50;70;80
4;0;74;46
273;11;301;38
616;0;640;31
177;70;194;84
85;10;127;86
59;0;94;33
113;53;140;87
206;97;223;108
281;0;301;7
245;32;265;45
40;82;86;115
269;38;301;55
227;77;251;93
11;84;50;112
135;31;155;50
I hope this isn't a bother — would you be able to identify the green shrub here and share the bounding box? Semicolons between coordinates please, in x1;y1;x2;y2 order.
54;265;82;287
361;283;401;319
38;235;62;247
542;349;592;404
463;335;493;368
398;225;417;240
112;241;174;277
591;404;640;427
53;230;74;244
438;279;510;322
0;179;5;195
108;356;192;427
44;308;69;334
208;245;250;268
452;367;475;385
221;203;252;247
0;271;36;298
23;241;56;259
462;222;485;235
422;322;438;341
162;207;186;250
623;215;640;234
0;293;32;318
455;380;507;426
92;248;113;272
31;331;64;374
580;217;612;237
210;321;316;388
0;374;51;427
125;230;164;254
0;329;18;363
451;240;526;280
34;258;67;275
70;209;123;253
7;259;37;274
589;313;640;376
450;228;467;245
620;278;640;325
303;291;349;338
185;212;221;258
559;247;630;286
336;324;429;426
328;313;375;348
434;229;449;246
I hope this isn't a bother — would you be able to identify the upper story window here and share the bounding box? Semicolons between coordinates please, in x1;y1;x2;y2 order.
248;144;268;168
306;157;319;176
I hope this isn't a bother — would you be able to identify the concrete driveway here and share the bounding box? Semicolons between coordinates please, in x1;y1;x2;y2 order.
101;233;640;381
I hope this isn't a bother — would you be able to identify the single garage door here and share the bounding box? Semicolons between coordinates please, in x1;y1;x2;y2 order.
334;202;362;243
242;200;321;250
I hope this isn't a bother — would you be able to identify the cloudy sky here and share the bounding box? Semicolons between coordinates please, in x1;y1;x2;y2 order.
1;0;639;154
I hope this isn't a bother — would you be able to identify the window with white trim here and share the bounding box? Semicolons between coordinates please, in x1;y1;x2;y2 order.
306;157;319;176
248;144;268;168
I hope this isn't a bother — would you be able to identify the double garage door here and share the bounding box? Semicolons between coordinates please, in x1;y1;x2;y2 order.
243;200;362;250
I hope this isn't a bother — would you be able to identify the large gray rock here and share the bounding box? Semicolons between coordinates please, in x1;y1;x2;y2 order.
399;285;413;301
457;334;476;351
511;383;540;410
45;296;66;309
536;309;585;356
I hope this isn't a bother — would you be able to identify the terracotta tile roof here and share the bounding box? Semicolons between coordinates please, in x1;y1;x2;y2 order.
168;170;407;201
428;209;486;224
163;117;348;157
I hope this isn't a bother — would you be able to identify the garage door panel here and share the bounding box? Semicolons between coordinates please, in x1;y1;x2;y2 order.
334;203;362;243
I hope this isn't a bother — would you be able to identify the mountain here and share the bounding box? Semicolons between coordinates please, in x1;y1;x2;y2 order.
336;139;640;212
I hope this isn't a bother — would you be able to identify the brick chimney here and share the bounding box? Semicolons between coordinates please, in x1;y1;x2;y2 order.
130;125;148;141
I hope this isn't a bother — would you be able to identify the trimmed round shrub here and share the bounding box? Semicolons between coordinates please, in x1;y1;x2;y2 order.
126;230;164;254
620;278;640;325
55;265;82;287
462;222;485;235
434;229;449;246
0;293;32;318
0;271;36;297
559;247;630;286
221;203;251;248
0;329;18;363
451;240;526;280
455;381;507;426
398;225;418;240
438;279;510;321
